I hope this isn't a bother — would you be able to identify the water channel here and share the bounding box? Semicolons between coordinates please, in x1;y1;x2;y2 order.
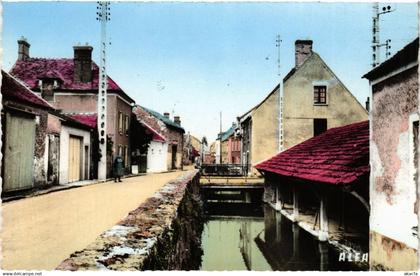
199;201;367;271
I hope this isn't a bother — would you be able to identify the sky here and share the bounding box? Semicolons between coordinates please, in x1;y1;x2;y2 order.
2;1;418;142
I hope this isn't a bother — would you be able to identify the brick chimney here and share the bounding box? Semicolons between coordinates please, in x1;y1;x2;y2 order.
174;116;181;126
295;40;313;68
73;45;93;83
18;37;30;61
164;112;170;119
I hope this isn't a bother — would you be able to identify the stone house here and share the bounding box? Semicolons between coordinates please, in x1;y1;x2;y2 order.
218;123;241;164
132;105;184;171
282;40;368;150
237;85;279;174
10;38;135;177
1;70;94;195
132;105;168;173
363;37;419;271
239;39;368;176
183;133;201;165
256;120;369;263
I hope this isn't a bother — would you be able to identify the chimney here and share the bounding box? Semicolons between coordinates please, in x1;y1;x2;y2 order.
163;112;170;119
18;37;30;61
73;45;93;83
365;97;370;112
174;116;181;126
295;40;313;68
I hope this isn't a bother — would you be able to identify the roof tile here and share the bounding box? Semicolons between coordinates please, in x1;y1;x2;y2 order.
255;120;369;185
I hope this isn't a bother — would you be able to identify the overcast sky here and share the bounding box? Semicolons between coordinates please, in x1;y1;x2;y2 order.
3;2;418;142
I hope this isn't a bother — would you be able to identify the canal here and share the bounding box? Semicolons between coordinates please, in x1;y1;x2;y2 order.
199;201;367;271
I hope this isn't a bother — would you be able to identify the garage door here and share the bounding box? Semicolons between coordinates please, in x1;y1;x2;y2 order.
68;136;82;182
3;112;36;192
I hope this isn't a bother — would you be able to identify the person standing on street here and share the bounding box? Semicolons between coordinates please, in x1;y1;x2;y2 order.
113;155;124;182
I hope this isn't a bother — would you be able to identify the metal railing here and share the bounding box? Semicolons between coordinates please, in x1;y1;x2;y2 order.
199;164;249;176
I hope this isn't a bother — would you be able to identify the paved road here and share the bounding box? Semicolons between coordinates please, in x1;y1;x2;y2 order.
1;171;188;270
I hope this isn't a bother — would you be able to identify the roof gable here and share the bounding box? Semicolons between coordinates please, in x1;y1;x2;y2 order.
141;106;185;133
238;84;280;121
255;120;369;185
284;52;366;113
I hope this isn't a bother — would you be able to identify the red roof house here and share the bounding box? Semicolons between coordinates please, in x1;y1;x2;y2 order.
256;120;369;185
10;39;136;176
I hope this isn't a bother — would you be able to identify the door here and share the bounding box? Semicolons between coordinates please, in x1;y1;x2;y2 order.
3;112;36;192
171;145;177;170
68;136;82;182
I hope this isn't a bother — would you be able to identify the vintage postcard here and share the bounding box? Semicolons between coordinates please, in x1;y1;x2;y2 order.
0;0;418;273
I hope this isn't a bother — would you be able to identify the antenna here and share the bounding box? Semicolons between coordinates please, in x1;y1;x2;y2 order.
96;1;110;181
371;3;394;67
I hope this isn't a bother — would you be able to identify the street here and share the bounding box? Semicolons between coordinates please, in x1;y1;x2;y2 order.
1;170;188;270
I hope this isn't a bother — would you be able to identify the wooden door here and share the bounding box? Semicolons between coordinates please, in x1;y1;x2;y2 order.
68;136;82;182
3;112;36;192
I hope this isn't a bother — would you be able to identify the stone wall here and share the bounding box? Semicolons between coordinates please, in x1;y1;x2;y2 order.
57;170;203;271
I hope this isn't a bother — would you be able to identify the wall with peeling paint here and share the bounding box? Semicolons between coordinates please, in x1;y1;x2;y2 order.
370;66;418;271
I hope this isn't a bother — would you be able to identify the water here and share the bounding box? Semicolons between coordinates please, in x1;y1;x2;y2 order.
199;202;366;271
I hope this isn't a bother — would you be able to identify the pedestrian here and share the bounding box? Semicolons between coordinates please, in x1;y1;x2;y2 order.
113;155;124;182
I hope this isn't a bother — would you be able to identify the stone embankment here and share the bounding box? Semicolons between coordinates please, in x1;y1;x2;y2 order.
57;170;203;271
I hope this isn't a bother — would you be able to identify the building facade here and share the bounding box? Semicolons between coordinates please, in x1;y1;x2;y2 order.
256;121;369;266
363;38;419;271
10;39;135;177
1;70;94;195
282;40;368;150
132;106;184;171
238;87;280;174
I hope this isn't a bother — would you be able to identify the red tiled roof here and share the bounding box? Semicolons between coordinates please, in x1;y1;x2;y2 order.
141;122;166;142
69;114;98;129
10;58;122;91
255;120;369;185
1;70;53;109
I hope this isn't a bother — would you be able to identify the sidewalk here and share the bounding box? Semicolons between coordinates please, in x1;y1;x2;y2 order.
1;170;189;270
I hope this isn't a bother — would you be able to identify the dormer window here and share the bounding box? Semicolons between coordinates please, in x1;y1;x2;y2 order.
39;78;60;101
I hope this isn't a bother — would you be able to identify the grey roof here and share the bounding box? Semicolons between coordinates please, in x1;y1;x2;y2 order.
141;106;185;133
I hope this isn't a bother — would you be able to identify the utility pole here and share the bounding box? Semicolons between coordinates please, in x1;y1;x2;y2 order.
372;3;394;67
96;1;110;181
276;34;283;152
219;111;222;164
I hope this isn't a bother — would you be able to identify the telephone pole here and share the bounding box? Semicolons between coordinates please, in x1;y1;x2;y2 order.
276;34;284;152
372;3;394;67
96;1;110;181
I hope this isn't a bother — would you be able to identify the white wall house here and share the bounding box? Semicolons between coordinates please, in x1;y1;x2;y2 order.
59;124;91;184
147;140;168;173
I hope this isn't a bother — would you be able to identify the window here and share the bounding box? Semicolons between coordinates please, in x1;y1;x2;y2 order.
118;112;123;134
314;85;327;104
313;119;327;136
124;146;129;168
125;115;129;136
39;79;59;102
